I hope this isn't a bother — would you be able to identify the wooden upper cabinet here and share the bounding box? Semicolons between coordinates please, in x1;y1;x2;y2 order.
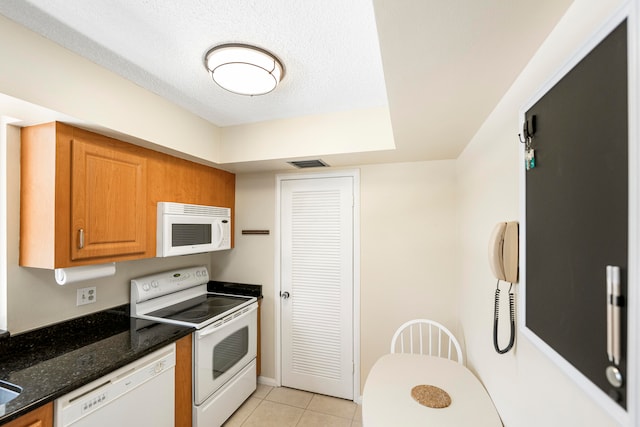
20;121;235;269
70;134;147;261
20;122;150;268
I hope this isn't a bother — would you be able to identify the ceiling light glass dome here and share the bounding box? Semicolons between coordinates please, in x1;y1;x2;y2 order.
204;44;285;96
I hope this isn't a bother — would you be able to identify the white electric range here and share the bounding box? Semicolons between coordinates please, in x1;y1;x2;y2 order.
130;266;258;427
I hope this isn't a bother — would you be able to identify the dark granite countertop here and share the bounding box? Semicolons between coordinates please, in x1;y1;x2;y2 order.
0;305;194;425
208;280;262;298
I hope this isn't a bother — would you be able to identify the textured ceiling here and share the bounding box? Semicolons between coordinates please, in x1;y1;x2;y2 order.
0;0;388;127
0;0;573;171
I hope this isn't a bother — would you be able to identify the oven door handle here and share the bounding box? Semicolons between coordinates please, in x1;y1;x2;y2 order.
197;303;257;339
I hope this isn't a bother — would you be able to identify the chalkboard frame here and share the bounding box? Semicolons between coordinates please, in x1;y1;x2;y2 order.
518;5;637;425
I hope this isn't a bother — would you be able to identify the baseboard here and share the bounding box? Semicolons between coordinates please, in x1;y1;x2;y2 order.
257;375;279;388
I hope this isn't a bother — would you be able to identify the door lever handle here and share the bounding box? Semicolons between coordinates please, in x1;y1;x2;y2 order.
280;291;290;299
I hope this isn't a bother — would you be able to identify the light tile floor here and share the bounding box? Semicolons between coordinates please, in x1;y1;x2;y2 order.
223;385;363;427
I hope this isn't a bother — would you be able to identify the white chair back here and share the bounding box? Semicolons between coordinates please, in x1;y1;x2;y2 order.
390;319;463;364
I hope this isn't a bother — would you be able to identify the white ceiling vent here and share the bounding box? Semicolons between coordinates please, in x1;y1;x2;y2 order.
288;159;329;169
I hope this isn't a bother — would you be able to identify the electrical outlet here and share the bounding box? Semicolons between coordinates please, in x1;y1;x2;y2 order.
77;286;97;306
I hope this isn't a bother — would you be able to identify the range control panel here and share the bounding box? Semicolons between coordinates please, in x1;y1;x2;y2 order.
131;266;209;303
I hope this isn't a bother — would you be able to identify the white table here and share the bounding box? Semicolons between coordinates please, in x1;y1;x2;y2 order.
363;354;502;427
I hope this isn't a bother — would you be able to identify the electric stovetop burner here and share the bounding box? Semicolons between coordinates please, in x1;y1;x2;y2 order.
182;310;209;321
131;266;258;329
146;293;249;325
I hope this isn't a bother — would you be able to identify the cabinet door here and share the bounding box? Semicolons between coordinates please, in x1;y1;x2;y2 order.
70;136;147;260
4;403;53;427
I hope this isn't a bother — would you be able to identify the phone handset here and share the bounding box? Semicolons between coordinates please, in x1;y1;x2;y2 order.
488;222;519;354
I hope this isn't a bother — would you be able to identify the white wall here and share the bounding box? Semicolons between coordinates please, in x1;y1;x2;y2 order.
358;161;460;388
0;15;222;164
0;119;16;331
457;0;628;425
219;107;395;163
209;172;278;379
210;161;460;389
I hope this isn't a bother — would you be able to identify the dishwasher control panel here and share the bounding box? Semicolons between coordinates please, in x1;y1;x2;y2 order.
80;391;108;415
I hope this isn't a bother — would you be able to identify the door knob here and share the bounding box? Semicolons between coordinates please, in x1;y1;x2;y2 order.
280;291;290;299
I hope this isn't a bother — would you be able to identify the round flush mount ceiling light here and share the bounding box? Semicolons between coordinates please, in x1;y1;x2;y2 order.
204;44;285;96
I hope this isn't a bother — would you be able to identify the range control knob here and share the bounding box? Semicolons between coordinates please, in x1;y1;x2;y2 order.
151;280;159;288
142;283;150;291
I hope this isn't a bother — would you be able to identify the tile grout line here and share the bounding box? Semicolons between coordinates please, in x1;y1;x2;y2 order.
236;397;258;426
234;386;360;426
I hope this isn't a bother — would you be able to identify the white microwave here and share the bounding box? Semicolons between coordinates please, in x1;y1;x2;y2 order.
157;202;231;257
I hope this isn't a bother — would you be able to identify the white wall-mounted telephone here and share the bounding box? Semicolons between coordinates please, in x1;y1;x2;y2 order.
488;221;519;354
488;221;519;283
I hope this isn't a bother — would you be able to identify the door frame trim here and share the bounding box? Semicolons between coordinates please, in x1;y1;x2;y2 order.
274;169;361;402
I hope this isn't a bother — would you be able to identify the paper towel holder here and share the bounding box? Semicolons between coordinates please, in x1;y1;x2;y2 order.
54;262;116;285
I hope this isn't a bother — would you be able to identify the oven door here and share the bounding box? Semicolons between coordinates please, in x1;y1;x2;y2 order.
193;302;257;405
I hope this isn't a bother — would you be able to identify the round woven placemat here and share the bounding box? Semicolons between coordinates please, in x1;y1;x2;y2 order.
410;384;451;408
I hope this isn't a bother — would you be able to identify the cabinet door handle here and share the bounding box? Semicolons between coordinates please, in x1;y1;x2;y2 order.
78;228;85;249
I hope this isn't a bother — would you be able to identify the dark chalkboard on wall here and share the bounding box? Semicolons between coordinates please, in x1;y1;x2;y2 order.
524;20;628;409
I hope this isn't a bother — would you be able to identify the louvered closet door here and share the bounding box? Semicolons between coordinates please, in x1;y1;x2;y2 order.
281;176;354;400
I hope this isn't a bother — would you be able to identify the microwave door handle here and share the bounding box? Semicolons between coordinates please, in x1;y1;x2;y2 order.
214;221;224;247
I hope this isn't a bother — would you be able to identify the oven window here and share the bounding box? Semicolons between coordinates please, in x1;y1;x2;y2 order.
172;223;212;246
213;326;249;379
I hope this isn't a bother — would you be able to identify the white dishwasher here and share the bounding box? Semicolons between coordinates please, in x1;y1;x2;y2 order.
55;343;175;427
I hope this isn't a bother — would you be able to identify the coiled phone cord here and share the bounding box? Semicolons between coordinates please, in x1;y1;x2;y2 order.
493;280;515;354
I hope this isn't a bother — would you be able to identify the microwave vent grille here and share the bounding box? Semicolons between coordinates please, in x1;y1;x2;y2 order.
161;202;230;217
